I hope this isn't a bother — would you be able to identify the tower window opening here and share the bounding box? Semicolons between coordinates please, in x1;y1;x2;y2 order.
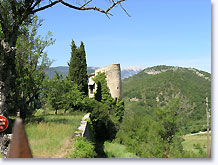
89;84;95;94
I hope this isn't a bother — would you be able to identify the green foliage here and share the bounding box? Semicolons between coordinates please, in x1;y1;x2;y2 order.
85;117;95;142
91;101;117;141
33;108;45;116
115;111;165;158
90;72;125;141
79;42;88;95
93;73;124;122
42;72;96;114
104;141;139;158
14;16;54;119
115;99;191;158
42;72;65;114
93;72;113;103
69;136;96;158
155;99;181;144
68;40;88;95
42;72;91;114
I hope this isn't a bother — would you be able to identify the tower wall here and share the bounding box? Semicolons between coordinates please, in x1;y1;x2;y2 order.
95;64;122;99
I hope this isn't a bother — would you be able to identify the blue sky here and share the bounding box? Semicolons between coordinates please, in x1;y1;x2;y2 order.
36;0;211;72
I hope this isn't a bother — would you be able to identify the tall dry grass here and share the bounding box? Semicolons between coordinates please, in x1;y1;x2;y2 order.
25;111;85;158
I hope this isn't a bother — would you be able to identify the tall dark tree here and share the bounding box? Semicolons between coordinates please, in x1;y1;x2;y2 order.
68;40;80;85
68;40;88;95
79;42;88;95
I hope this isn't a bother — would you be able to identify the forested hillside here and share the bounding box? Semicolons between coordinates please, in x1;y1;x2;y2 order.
122;65;211;134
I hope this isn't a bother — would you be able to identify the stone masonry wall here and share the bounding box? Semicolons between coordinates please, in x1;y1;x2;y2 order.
74;113;91;141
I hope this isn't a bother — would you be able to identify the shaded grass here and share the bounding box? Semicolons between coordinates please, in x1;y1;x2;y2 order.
104;141;139;158
25;111;85;158
182;133;211;154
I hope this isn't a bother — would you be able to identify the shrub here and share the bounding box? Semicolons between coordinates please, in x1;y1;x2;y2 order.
69;136;96;158
34;108;45;116
104;141;139;158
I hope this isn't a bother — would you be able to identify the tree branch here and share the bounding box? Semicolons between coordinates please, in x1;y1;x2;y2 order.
105;0;125;13
31;0;42;10
31;0;60;14
0;3;9;39
9;0;17;20
81;0;93;8
60;0;113;16
119;2;131;17
31;0;127;17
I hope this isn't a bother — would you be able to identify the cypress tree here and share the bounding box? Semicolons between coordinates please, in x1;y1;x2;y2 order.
68;40;80;86
79;42;88;95
68;40;88;95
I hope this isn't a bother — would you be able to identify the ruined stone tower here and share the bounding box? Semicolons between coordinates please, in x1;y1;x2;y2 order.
88;64;122;99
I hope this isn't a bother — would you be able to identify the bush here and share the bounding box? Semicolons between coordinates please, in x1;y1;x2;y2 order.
69;136;96;158
34;108;45;116
104;141;139;158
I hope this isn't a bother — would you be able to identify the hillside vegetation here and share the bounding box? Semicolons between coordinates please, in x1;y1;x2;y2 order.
109;65;211;158
122;65;211;134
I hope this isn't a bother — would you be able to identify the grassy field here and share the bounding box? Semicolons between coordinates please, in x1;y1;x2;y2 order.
24;110;85;158
182;132;211;156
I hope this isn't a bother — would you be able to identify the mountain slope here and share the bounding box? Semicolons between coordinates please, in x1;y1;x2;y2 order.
122;65;211;134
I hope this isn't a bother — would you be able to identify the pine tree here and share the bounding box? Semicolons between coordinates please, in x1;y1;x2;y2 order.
79;42;88;95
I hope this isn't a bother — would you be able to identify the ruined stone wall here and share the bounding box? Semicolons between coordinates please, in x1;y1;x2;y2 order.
95;64;122;99
74;113;91;141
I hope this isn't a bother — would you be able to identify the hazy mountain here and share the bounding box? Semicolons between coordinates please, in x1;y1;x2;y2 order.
45;66;98;79
45;66;143;79
122;65;211;134
121;66;144;79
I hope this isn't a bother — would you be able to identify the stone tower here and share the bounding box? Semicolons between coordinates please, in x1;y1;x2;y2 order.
88;64;122;99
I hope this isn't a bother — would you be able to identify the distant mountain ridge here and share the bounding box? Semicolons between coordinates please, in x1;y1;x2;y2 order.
143;65;210;80
45;66;143;79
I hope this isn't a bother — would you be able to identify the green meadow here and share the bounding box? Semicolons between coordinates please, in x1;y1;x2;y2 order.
182;133;211;156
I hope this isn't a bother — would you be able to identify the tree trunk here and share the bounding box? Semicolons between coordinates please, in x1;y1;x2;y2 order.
64;109;68;113
0;47;15;116
0;38;17;158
